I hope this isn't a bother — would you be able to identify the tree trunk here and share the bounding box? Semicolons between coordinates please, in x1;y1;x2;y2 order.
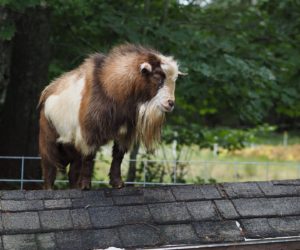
126;143;140;185
0;6;50;189
0;7;12;106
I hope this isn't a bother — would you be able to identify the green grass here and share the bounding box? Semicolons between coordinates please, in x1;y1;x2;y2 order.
255;131;300;145
90;142;300;186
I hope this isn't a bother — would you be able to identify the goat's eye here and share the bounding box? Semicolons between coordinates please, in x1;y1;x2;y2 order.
158;79;164;88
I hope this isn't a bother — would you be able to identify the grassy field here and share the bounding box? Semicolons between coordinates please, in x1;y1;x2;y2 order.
91;141;300;186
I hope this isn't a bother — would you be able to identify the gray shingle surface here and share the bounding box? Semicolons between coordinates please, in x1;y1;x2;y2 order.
71;209;92;229
55;231;82;250
44;199;72;209
2;211;40;232
119;224;161;247
36;233;56;250
0;190;25;200
148;202;191;223
83;229;122;249
0;179;299;249
222;182;264;198
39;210;73;230
3;234;37;250
88;206;123;228
193;221;243;243
259;181;300;196
171;185;221;201
215;199;240;219
186;201;220;221
1;200;44;211
160;224;199;244
119;205;152;223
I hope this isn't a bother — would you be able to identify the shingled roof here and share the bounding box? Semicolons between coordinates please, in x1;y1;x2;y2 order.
0;180;300;249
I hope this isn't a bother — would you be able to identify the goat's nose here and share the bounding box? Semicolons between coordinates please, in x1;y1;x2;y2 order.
168;100;175;108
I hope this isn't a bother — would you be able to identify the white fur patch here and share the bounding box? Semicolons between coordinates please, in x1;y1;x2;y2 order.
158;55;179;81
152;85;172;112
44;75;93;155
157;54;178;109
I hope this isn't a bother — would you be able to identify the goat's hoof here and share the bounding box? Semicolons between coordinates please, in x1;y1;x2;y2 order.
43;184;54;190
79;180;91;190
110;179;125;189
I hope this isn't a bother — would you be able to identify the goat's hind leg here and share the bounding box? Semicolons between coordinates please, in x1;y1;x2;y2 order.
78;154;95;190
41;157;57;190
69;159;81;189
109;141;126;188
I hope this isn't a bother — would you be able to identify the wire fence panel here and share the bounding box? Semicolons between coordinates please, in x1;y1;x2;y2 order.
0;156;299;190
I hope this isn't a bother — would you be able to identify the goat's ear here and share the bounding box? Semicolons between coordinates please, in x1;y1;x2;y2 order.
140;62;152;74
178;71;188;76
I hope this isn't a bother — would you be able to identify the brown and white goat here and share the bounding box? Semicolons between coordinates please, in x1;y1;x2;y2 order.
38;44;183;189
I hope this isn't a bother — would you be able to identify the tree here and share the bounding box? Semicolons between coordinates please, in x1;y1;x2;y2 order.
0;0;300;186
0;3;50;188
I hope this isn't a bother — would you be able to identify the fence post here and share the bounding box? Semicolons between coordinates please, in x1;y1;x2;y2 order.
143;159;147;187
234;162;238;181
266;162;269;181
172;132;178;184
173;160;177;184
20;156;25;190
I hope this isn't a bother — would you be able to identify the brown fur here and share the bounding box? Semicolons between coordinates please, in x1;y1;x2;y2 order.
39;43;177;189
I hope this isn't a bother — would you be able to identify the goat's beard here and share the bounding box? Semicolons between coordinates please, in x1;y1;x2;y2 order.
136;100;165;152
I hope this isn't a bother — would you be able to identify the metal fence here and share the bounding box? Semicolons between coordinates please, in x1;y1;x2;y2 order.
0;156;300;190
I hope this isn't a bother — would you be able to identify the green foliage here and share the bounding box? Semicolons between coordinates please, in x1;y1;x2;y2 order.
194;176;217;184
4;0;300;149
0;0;44;40
0;20;15;40
200;124;276;150
45;0;300;130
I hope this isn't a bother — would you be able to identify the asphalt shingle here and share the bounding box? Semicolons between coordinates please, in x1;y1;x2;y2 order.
259;181;300;197
241;218;278;238
215;199;240;219
233;198;277;217
81;229;122;249
148;202;191;223
222;182;264;198
160;224;199;244
88;206;123;228
44;199;72;209
144;187;176;203
39;210;73;230
0;180;299;249
2;234;37;250
186;201;220;221
0;191;25;200
119;205;152;223
193;221;243;243
2;211;40;232
119;224;161;247
71;209;92;229
36;233;57;250
1;200;44;211
55;231;82;250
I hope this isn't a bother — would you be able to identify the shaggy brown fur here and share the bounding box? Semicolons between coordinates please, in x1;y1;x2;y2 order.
38;43;179;189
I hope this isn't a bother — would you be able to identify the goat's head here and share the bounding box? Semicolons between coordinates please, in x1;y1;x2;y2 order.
140;54;185;113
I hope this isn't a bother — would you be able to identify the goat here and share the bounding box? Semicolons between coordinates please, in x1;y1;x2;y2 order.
38;44;183;189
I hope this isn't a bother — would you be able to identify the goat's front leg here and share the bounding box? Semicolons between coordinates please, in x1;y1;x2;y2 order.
78;154;95;190
69;158;81;189
109;142;126;188
42;158;57;190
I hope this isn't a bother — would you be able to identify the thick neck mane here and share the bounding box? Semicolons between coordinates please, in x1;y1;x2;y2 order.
136;101;165;152
96;44;166;151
